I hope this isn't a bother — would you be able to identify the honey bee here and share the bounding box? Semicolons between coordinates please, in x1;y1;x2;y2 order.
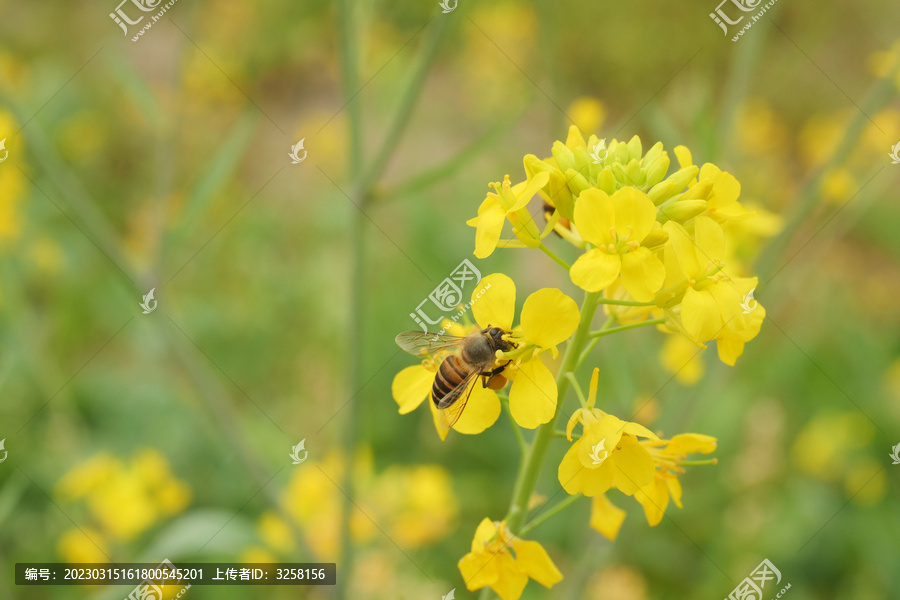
395;327;516;431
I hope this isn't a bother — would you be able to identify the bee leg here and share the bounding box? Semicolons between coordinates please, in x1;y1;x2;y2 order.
481;361;512;388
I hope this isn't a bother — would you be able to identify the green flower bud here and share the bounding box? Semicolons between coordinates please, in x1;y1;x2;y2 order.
656;199;708;224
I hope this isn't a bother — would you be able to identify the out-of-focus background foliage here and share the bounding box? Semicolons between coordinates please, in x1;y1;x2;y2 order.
1;0;899;598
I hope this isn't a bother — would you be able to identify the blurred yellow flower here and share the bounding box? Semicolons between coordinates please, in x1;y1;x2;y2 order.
57;528;109;564
458;518;562;600
791;412;873;481
659;334;704;385
55;449;192;544
264;449;458;561
567;97;607;136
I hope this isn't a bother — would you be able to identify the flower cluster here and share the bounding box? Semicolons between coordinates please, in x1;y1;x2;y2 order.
392;125;771;600
55;449;192;561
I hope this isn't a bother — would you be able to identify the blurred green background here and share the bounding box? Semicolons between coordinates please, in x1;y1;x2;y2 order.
1;0;899;598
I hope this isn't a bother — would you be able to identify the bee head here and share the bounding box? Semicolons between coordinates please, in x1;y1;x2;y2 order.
484;326;514;352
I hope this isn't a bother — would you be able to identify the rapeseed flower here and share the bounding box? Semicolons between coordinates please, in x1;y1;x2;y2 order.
458;518;562;600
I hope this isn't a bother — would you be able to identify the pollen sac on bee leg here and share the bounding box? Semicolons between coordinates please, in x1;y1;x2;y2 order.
487;374;508;390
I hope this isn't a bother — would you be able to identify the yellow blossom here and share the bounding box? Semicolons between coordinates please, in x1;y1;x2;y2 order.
634;433;717;526
569;187;667;301
590;495;627;541
467;172;551;258
458;518;562;600
558;370;659;496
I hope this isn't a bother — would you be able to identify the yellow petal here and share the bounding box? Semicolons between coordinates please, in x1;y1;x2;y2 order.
511;539;563;588
452;384;502;434
520;288;580;349
716;337;745;366
620;247;665;302
610;187;657;242
673;145;694;170
471;517;497;551
570;249;621;293
572;188;614;245
491;553;529;600
667;475;683;509
472;199;506;259
589;495;626;541
472;273;516;331
510;171;551;212
682;287;722;342
391;365;433;414
635;476;669;526
663;220;701;278
666;433;717;454
578;415;625;468
459;551;498;591
558;440;614;496
692;215;725;260
611;436;656;495
509;358;557;429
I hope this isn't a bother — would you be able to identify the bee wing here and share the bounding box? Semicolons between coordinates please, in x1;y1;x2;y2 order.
435;371;481;433
394;331;465;356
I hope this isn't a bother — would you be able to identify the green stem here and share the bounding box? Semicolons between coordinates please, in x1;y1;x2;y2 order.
519;494;583;536
503;290;600;533
336;0;362;592
594;298;656;307
539;243;571;270
587;317;666;339
565;372;587;408
503;396;527;453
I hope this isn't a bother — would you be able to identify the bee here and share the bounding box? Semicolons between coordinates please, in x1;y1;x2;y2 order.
395;327;516;431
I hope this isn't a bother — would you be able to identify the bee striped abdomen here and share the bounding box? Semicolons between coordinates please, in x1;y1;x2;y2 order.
433;355;472;409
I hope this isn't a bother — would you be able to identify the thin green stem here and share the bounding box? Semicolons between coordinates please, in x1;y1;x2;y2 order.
565;372;587;408
503;396;527;453
595;298;656;307
757;51;900;277
519;494;584;536
503;290;600;533
576;316;614;371
539;243;571;270
587;317;666;339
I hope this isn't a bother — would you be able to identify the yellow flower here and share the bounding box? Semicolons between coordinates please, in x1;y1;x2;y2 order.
392;273;579;433
458;518;562;600
467;172;550;258
471;274;580;429
558;369;659;496
663;216;753;342
569;187;667;301
634;433;717;526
